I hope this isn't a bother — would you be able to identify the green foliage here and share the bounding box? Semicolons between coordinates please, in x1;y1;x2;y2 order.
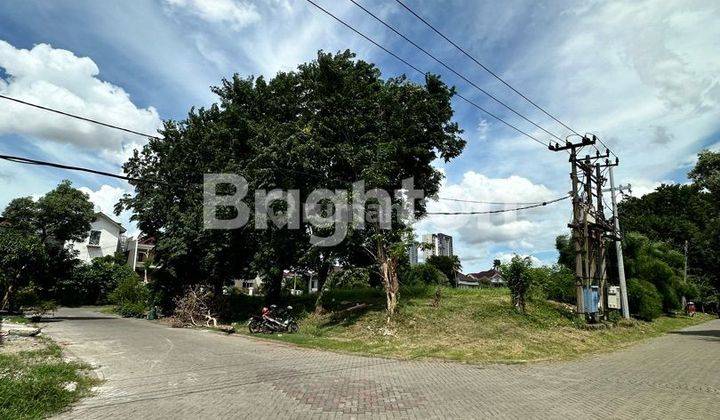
622;232;689;312
1;180;94;311
527;265;576;304
689;149;720;200
109;274;149;318
627;278;663;321
500;256;533;312
3;180;94;244
327;268;371;289
425;255;461;285
59;256;138;306
117;50;465;311
0;341;97;419
400;263;449;286
0;229;46;312
619;151;720;298
555;235;575;271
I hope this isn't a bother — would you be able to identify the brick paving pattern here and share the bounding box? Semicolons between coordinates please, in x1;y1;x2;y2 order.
44;308;720;419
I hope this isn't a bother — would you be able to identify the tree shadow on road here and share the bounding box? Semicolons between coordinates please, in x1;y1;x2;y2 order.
41;316;119;323
669;329;720;340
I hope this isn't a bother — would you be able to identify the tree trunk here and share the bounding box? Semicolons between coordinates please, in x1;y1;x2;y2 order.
314;258;332;315
1;266;26;312
1;284;14;312
264;267;284;303
377;240;399;321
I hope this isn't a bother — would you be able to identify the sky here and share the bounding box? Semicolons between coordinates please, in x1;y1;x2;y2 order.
0;0;718;273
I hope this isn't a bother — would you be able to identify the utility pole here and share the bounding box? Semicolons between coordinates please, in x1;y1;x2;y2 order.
606;167;631;319
550;135;615;320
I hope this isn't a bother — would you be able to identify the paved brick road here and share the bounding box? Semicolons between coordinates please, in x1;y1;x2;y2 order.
44;307;720;419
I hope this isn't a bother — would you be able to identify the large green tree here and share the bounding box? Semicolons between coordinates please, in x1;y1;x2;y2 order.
1;180;94;304
426;255;462;285
619;150;720;298
118;51;465;314
0;229;45;311
2;180;94;243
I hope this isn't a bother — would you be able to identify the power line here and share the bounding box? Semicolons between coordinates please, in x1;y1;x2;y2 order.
0;154;178;187
436;195;566;205
303;0;549;148
392;0;619;160
0;94;161;140
348;0;564;143
1;152;570;214
426;195;570;215
393;0;576;136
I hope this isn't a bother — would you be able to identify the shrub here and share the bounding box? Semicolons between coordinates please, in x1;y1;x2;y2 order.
528;265;575;304
500;256;533;312
328;268;371;289
400;263;449;286
59;256;138;306
627;278;663;321
109;274;149;318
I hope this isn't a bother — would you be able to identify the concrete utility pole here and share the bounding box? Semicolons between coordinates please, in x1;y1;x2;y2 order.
607;167;631;319
550;136;615;320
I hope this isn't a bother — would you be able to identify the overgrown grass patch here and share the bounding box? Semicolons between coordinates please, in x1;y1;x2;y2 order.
0;338;98;420
1;316;30;325
239;287;713;364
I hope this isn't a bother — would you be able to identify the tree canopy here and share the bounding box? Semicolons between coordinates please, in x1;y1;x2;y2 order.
619;150;720;297
118;50;465;312
0;180;94;310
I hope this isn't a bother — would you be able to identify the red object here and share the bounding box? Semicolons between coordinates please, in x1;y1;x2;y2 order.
687;302;696;316
262;307;270;316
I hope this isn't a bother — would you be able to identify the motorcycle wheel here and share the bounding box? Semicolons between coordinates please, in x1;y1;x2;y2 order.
248;319;262;334
288;322;299;333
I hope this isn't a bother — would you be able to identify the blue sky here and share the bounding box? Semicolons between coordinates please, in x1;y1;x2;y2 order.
1;0;718;272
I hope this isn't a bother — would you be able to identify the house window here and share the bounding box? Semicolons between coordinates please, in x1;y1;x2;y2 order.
88;230;101;246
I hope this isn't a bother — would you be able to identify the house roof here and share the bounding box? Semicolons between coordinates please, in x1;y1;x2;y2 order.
468;269;501;279
94;212;126;234
137;235;155;245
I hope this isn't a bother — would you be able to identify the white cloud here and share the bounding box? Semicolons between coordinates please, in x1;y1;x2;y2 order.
163;0;261;30
476;119;489;141
0;41;162;159
79;184;137;237
415;171;569;271
495;252;543;267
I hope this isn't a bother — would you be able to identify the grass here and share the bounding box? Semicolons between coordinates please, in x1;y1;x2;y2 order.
0;338;98;420
1;316;30;325
238;287;714;364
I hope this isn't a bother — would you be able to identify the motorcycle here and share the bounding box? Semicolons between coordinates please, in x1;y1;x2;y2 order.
248;305;299;334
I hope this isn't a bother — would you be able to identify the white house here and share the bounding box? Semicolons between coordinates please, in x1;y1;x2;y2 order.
126;235;156;282
67;212;126;263
467;260;505;287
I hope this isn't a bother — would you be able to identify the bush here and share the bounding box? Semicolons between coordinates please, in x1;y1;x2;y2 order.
500;256;533;312
400;263;449;286
327;268;371;289
528;265;575;304
59;256;138;306
109;274;149;318
627;278;663;321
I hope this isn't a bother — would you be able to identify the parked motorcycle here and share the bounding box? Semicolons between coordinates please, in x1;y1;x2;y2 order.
248;305;299;334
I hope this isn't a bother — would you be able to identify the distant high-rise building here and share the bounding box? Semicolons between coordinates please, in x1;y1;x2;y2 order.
408;242;419;265
421;233;453;259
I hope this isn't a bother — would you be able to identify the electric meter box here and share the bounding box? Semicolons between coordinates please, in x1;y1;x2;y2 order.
608;286;621;309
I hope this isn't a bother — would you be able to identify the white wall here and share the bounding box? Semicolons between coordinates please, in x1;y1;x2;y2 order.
67;216;121;263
